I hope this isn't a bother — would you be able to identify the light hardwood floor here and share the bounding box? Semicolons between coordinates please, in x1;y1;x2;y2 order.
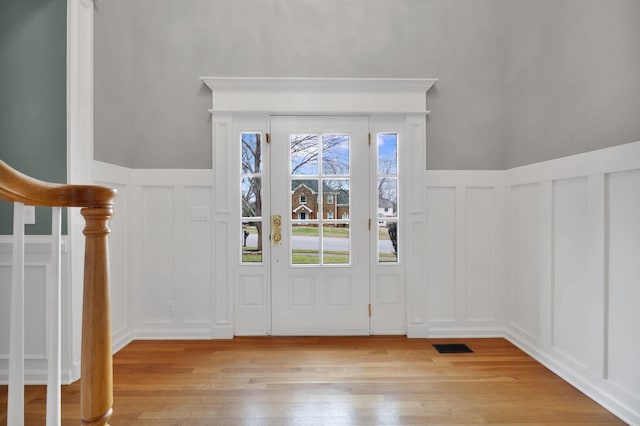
1;337;625;425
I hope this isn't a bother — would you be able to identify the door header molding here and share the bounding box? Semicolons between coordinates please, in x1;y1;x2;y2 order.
200;77;437;115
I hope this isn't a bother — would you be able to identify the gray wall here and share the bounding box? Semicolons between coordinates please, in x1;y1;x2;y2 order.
94;0;135;168
94;0;640;171
94;0;507;170
504;0;640;168
0;0;67;235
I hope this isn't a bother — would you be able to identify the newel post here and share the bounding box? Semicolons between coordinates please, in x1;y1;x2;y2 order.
80;206;114;426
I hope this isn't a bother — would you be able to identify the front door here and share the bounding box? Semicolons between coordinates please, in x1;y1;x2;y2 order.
270;116;371;335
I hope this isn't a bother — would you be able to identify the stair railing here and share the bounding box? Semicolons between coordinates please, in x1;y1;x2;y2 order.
0;160;116;426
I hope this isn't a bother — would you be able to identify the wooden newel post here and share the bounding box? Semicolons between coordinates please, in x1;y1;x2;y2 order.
80;207;114;426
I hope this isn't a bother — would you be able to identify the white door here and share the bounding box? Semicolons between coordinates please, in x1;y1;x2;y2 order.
270;116;371;335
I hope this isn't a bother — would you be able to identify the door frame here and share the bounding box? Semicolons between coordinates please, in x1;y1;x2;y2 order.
201;77;437;339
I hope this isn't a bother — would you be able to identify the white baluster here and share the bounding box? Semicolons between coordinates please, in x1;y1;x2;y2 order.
8;202;25;426
46;207;62;426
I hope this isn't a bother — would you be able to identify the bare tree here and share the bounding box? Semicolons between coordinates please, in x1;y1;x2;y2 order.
242;134;263;251
290;134;349;175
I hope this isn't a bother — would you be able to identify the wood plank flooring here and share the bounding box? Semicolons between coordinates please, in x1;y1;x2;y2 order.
0;337;625;425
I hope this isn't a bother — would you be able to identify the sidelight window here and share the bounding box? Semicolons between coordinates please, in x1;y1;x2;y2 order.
377;133;399;263
241;132;263;263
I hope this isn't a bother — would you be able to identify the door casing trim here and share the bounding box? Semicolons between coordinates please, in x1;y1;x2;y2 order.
202;78;437;338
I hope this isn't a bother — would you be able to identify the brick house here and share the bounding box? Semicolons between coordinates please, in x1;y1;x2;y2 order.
291;181;349;221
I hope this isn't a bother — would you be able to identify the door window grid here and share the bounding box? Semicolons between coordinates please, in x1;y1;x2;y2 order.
290;133;351;266
241;132;263;263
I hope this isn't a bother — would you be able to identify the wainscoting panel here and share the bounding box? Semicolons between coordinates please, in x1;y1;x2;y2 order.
0;237;73;383
509;183;542;341
0;266;47;359
425;171;505;336
466;187;496;322
184;186;213;324
607;169;640;403
552;177;601;372
142;186;175;323
94;162;215;340
506;141;640;425
426;187;456;322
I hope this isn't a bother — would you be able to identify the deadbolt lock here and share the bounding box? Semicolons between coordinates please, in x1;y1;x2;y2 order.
271;215;282;245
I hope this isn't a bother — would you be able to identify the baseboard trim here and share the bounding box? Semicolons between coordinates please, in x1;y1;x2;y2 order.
426;325;505;338
406;324;428;338
134;327;214;340
112;329;135;354
211;324;234;339
505;328;640;426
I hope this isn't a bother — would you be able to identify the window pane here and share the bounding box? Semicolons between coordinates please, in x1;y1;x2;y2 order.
322;179;349;220
242;177;262;218
291;179;318;220
378;133;397;175
378;177;398;262
241;132;263;264
291;223;319;264
323;224;350;264
378;222;398;263
377;133;399;265
378;177;397;219
242;222;262;263
291;134;319;175
322;134;349;175
242;133;262;174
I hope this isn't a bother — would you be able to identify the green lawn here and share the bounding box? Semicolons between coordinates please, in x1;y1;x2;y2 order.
242;247;262;263
292;225;350;238
292;249;349;265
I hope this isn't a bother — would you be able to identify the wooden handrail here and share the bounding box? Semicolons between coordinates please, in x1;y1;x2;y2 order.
0;160;117;425
0;160;114;208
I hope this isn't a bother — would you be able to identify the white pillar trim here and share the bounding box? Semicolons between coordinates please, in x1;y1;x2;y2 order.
66;0;95;383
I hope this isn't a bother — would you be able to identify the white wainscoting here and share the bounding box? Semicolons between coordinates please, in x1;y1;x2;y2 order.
0;236;77;384
505;141;640;425
93;161;215;344
425;171;506;337
91;140;640;423
92;161;133;352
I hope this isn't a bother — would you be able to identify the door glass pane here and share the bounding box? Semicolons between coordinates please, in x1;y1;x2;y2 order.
242;177;261;218
323;224;350;264
241;132;263;263
322;134;349;175
378;132;399;263
377;177;397;219
378;133;397;174
291;179;318;220
378;177;398;262
242;133;262;174
291;223;319;265
291;134;319;175
321;179;349;219
242;223;262;262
